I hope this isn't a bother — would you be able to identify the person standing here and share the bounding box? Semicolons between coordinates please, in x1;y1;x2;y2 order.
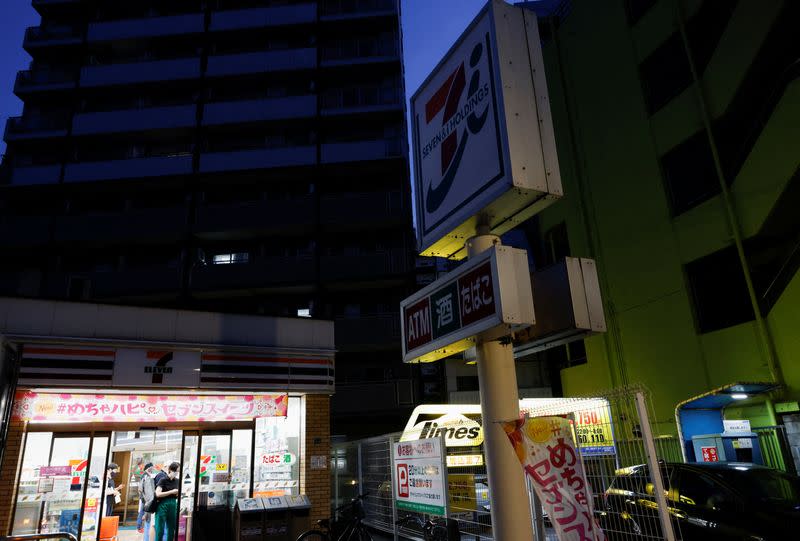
154;462;180;541
137;463;155;536
104;463;125;518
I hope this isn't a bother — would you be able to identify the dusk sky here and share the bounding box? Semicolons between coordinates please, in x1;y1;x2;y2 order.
0;0;489;155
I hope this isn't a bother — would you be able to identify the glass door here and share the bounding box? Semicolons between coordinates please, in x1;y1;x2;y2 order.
82;433;110;541
179;432;199;541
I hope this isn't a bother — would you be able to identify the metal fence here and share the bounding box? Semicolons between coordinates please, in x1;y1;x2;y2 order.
332;387;683;541
754;425;796;475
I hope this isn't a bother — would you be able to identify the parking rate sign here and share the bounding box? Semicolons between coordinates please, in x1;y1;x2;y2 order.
393;439;446;516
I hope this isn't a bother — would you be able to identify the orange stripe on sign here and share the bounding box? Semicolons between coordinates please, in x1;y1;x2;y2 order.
23;347;115;357
201;354;331;365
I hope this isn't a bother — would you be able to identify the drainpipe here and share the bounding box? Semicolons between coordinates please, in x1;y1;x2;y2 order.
674;2;783;387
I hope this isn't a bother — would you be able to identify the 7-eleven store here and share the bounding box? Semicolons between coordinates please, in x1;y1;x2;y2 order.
0;297;334;541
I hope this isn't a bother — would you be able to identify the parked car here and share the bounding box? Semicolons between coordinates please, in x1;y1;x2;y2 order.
599;462;800;540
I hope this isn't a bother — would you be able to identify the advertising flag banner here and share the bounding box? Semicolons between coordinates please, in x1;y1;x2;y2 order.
504;416;606;541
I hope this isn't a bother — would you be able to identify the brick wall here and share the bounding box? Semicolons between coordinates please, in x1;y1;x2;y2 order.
302;394;331;523
0;421;26;535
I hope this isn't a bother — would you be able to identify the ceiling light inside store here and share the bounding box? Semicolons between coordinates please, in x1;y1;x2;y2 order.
730;393;748;400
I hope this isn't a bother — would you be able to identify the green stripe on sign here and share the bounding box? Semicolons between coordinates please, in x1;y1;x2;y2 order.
396;501;445;516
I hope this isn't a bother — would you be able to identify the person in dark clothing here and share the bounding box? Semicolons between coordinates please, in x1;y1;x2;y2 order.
154;462;180;541
104;463;125;517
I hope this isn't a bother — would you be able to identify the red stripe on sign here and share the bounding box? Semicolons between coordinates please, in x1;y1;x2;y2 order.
425;69;458;123
201;354;331;365
23;347;115;357
146;351;170;359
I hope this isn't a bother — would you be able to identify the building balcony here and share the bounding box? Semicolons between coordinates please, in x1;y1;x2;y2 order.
320;39;399;67
210;3;316;32
332;379;414;413
72;104;197;136
0;215;52;247
320;138;403;164
320;249;407;281
195;197;315;239
80;57;202;87
199;146;316;173
63;155;193;183
87;13;204;42
203;95;316;127
7;164;62;186
320;87;402;116
190;256;316;292
23;25;82;52
320;192;405;230
14;69;77;95
4;115;69;141
32;0;82;14
206;48;316;78
334;313;401;350
321;0;396;20
53;207;189;244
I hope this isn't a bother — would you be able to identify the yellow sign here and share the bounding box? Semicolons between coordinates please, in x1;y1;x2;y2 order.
216;463;228;471
448;474;476;512
446;454;484;468
573;407;616;456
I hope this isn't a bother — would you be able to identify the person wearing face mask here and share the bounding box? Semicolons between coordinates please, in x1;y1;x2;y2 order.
104;463;125;518
154;462;180;541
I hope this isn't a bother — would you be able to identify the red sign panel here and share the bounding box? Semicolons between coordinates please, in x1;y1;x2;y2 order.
701;446;719;462
397;464;409;498
456;262;496;326
404;297;432;352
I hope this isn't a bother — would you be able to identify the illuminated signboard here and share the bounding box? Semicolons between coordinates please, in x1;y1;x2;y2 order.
11;391;288;423
401;245;534;363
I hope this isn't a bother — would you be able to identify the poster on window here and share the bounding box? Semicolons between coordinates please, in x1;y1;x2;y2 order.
504;416;606;541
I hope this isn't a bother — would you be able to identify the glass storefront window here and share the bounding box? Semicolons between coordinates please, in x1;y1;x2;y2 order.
13;432;53;535
40;436;91;537
254;396;301;496
231;429;253;501
199;434;232;509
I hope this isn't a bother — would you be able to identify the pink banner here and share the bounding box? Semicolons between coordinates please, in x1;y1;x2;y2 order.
504;416;606;541
40;465;72;476
12;391;288;423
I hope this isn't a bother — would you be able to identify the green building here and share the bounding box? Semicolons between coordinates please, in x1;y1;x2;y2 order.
518;0;799;464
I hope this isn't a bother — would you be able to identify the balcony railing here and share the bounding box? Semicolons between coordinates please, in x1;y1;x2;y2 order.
321;249;408;281
320;192;405;229
195;197;315;236
190;256;316;292
321;37;398;63
14;69;77;93
320;87;401;112
54;208;189;244
4;115;70;140
210;3;316;31
321;0;395;17
24;25;82;46
320;138;403;163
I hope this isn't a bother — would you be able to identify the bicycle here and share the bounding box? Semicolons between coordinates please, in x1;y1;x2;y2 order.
396;514;461;541
296;494;373;541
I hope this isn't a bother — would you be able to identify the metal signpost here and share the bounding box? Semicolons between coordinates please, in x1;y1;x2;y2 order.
404;1;563;539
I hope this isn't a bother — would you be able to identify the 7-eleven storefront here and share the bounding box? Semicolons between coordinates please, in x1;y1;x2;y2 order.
0;298;334;541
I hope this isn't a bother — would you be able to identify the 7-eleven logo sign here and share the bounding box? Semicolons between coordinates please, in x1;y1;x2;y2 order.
70;459;88;486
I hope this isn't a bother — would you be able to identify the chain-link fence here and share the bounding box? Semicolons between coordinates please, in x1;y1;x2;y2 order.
332;387;683;541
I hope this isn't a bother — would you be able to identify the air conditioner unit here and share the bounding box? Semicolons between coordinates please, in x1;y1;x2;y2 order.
514;257;606;356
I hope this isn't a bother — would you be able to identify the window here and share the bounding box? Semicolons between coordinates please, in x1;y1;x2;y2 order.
677;471;736;511
639;34;693;114
660;131;719;215
297;308;311;318
213;252;249;265
686;247;755;333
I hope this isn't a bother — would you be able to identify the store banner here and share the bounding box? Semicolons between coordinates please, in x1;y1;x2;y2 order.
12;391;288;423
504;416;606;541
113;349;201;388
392;438;447;516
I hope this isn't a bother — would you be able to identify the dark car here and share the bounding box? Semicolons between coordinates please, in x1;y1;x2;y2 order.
599;462;800;540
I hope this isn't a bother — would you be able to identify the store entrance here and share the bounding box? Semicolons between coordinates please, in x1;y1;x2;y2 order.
11;428;252;541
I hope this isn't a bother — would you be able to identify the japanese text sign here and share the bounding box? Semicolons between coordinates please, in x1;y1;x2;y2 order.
12;391;288;423
701;447;719;462
393;438;446;516
448;474;477;512
401;245;533;363
504;416;606;541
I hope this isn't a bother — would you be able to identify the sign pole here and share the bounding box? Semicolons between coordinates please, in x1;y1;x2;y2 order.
469;228;533;541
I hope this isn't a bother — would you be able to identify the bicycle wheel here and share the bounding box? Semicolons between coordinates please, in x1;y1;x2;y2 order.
356;526;374;541
297;530;330;541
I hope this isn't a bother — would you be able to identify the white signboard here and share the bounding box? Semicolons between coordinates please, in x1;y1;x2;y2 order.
400;245;533;363
393;438;447;516
723;419;751;435
112;349;201;387
411;0;561;259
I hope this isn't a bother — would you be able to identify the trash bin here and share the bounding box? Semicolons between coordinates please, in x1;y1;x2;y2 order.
235;498;265;541
286;495;312;541
262;496;291;541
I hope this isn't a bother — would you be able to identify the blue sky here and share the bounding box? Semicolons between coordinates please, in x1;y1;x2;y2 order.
0;0;489;156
